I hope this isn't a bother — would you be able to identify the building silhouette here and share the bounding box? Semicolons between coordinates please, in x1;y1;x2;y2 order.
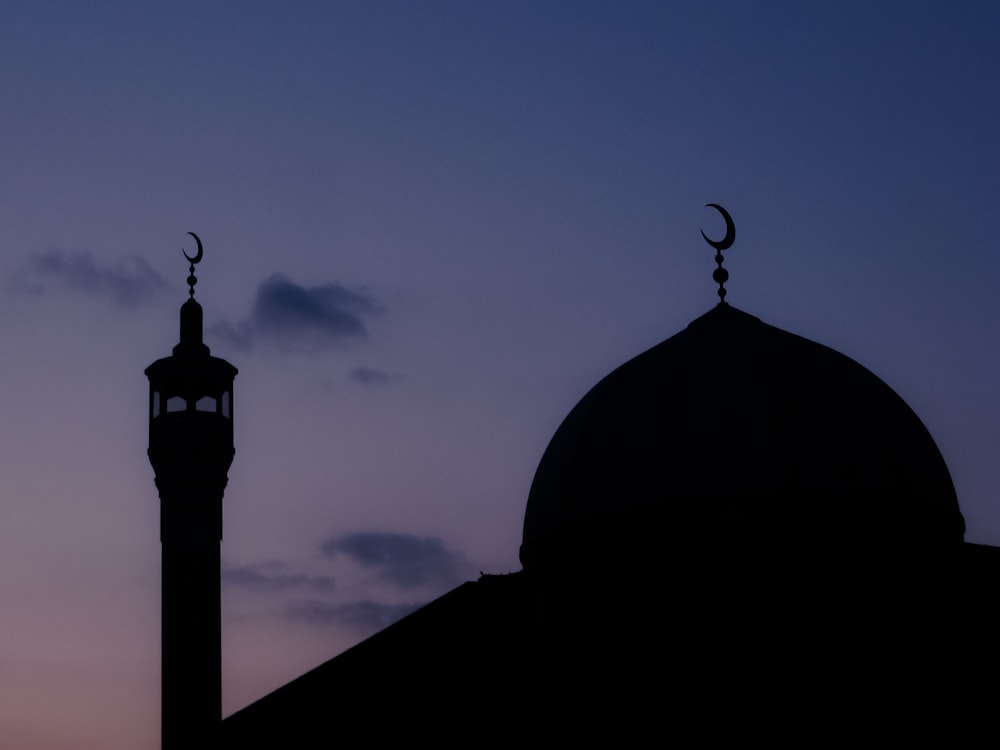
149;221;1000;746
146;239;236;749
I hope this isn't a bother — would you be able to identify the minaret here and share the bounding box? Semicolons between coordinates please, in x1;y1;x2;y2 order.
145;234;237;748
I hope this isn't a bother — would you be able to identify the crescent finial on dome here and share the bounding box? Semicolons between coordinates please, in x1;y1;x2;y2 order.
182;232;203;299
701;204;735;304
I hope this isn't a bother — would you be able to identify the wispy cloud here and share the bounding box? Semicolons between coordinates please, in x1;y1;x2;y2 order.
14;250;166;307
350;366;398;387
226;532;464;631
222;561;334;593
286;600;420;630
321;532;463;589
212;274;381;354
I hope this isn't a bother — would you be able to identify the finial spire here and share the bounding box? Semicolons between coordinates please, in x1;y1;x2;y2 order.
700;204;736;304
183;232;204;299
176;232;209;357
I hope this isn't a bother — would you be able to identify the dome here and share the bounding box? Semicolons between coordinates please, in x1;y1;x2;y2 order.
521;304;964;569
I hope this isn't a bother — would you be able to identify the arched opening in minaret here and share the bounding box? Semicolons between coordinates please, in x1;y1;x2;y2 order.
196;396;217;413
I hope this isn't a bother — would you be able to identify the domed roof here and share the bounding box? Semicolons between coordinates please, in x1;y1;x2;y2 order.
521;303;964;567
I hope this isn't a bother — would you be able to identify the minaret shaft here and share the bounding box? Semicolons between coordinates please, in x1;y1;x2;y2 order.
152;456;231;748
160;506;221;747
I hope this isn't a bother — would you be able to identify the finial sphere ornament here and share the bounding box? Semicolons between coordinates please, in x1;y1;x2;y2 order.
183;232;204;264
182;232;204;299
701;204;736;304
701;203;735;251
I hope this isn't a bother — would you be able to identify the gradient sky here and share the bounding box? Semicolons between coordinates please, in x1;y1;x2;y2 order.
1;2;998;747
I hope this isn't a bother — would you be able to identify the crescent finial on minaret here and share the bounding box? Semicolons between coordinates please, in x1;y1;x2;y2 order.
700;204;736;304
183;232;203;299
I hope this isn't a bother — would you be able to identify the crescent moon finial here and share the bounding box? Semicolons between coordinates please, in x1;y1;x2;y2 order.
182;232;203;299
700;204;736;304
183;232;204;265
701;203;735;251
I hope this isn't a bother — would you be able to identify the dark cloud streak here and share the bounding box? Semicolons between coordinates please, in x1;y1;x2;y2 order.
16;250;165;307
212;273;382;354
322;532;462;589
350;366;397;387
223;532;462;631
222;562;334;593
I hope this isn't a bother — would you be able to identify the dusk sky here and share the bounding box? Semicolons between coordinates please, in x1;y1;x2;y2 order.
1;2;998;747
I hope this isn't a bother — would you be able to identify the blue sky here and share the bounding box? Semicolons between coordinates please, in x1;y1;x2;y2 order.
0;2;997;747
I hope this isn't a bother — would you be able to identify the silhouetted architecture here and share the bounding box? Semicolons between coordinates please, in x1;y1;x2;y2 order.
154;211;995;745
146;235;236;749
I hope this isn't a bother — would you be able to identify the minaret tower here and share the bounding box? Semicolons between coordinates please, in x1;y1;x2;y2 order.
145;233;237;748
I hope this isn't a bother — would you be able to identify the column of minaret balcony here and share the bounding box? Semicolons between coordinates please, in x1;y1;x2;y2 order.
145;234;237;749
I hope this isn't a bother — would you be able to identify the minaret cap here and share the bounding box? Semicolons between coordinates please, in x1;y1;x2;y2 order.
174;232;209;357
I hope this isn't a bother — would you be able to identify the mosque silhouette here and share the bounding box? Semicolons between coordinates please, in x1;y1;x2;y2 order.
146;214;1000;748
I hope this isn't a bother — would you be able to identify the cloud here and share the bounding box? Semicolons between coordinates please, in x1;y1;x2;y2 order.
212;274;381;353
321;532;462;589
222;561;334;593
286;600;420;630
224;533;463;631
210;319;255;351
15;250;166;307
350;366;398;387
